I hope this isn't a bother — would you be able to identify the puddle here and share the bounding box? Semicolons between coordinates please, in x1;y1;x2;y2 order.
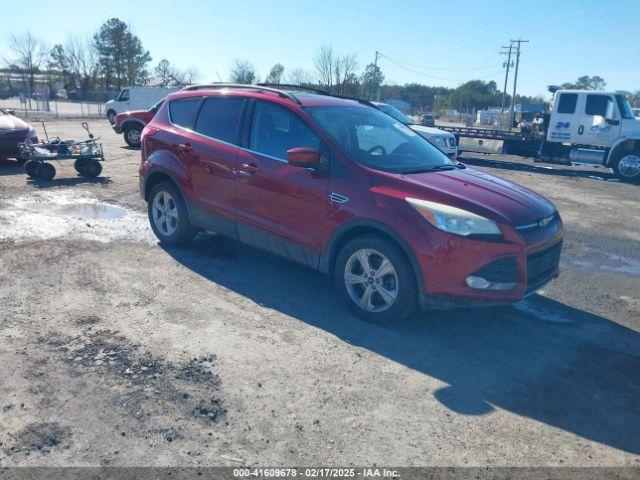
0;190;154;243
22;202;128;220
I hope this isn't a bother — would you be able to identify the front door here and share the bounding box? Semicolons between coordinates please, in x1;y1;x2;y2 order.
235;101;328;267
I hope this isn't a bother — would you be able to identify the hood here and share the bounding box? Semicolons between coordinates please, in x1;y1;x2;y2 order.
386;167;556;227
409;125;451;137
0;113;29;135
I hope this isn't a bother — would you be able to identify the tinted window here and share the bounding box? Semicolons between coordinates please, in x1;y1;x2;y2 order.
557;93;577;114
250;102;319;160
585;94;613;117
194;97;245;144
169;98;201;128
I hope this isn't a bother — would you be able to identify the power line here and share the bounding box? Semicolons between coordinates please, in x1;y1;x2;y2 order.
378;52;501;72
380;54;503;83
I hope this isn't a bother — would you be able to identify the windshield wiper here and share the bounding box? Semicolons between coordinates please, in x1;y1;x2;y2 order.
401;165;457;174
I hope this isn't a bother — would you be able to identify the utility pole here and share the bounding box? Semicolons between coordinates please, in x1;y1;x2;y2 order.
374;51;381;101
508;38;529;131
500;44;513;114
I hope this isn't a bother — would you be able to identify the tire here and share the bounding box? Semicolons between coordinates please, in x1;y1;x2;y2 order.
123;125;142;147
36;162;56;180
147;181;196;246
334;235;417;323
25;160;39;178
82;159;102;178
74;158;87;175
611;149;640;182
107;110;116;124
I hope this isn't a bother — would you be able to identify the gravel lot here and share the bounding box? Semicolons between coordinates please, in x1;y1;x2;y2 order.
0;120;638;467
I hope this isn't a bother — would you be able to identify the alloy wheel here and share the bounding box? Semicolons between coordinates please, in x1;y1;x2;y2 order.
152;190;179;236
344;248;399;312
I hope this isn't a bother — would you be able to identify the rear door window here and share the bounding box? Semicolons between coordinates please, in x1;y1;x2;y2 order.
194;97;245;145
169;98;201;128
557;93;577;114
249;101;319;160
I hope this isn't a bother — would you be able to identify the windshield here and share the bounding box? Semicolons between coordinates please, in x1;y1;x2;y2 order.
307;106;454;174
375;103;413;125
615;95;634;119
150;98;165;113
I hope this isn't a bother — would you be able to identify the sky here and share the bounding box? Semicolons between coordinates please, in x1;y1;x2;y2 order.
1;0;639;99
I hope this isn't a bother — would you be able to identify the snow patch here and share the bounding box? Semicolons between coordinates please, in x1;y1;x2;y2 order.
0;190;154;244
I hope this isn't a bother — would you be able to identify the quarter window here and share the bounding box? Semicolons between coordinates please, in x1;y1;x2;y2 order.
169;98;201;128
249;102;320;160
194;97;245;144
557;93;577;114
585;94;614;117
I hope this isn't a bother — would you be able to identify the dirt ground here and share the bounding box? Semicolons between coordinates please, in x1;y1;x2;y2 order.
0;120;638;467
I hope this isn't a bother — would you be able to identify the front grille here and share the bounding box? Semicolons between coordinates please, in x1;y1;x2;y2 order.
526;242;562;293
516;212;561;233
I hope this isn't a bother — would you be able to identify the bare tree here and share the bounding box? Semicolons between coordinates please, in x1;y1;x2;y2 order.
287;68;314;86
314;45;335;90
229;59;257;84
5;32;48;106
314;45;359;94
66;36;99;96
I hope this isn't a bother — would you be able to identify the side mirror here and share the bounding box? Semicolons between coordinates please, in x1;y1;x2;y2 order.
286;147;321;168
6;109;15;116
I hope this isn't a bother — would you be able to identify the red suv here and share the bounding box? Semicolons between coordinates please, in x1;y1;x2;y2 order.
139;85;563;322
113;99;164;147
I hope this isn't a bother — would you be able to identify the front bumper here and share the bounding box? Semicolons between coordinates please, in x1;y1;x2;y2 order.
412;218;563;308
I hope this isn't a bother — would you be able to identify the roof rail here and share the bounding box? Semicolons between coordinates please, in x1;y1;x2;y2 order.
258;83;330;96
180;83;301;104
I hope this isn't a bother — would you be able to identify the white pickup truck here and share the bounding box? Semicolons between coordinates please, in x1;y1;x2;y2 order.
539;89;640;180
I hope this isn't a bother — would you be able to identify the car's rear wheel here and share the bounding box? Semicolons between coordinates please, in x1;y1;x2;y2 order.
124;125;142;147
148;181;195;246
334;235;417;323
107;110;116;124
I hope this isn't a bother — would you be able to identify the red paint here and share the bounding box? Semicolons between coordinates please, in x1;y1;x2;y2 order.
140;87;563;304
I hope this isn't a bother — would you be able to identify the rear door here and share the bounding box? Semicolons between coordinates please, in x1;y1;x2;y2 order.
235;101;329;267
187;96;246;236
548;92;580;143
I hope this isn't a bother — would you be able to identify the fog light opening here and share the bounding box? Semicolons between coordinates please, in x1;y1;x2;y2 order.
465;275;516;290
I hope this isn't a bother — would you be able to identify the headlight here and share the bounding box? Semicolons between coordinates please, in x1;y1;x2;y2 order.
428;136;445;147
406;197;501;237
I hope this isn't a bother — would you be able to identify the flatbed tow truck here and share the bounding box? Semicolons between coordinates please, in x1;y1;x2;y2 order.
439;89;640;182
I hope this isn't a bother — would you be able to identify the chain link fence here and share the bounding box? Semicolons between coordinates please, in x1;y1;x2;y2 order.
0;89;116;121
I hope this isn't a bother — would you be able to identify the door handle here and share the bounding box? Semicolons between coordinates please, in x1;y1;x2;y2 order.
239;162;259;174
177;143;193;154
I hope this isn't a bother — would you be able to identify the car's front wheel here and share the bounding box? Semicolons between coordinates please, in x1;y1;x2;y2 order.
334;235;417;323
148;181;195;246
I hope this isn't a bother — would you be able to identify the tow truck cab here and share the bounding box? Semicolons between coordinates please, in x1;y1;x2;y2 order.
544;90;640;180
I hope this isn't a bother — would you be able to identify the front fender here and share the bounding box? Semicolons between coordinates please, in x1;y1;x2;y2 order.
607;134;640;164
